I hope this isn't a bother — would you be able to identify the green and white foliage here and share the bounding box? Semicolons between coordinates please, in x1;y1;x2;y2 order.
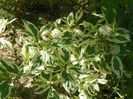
19;9;130;98
0;18;16;51
0;9;131;98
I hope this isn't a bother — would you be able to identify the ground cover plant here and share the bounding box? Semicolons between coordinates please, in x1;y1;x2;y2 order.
0;0;133;99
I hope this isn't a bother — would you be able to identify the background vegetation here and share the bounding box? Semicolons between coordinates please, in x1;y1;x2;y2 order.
0;0;133;99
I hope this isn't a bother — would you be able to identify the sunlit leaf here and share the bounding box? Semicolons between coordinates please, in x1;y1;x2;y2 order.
47;88;60;99
67;12;75;27
75;8;83;22
0;38;14;51
23;20;39;39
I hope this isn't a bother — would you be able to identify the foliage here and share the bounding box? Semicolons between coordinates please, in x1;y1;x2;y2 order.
0;6;133;98
0;0;133;99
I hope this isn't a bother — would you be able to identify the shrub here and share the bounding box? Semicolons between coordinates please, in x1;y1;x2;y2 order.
0;8;132;98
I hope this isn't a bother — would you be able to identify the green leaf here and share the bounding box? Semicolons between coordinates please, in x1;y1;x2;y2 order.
116;28;130;35
92;12;104;18
102;8;117;24
97;79;108;84
31;52;41;69
40;23;52;33
0;59;19;74
61;70;74;82
75;8;83;22
110;45;120;54
62;81;73;95
79;38;98;47
41;72;51;81
23;20;38;38
0;18;8;34
68;66;81;74
35;85;50;95
0;62;10;78
0;38;14;51
56;37;73;46
0;18;16;34
47;88;60;99
21;45;30;61
85;45;96;56
80;21;94;32
0;81;11;98
94;61;112;74
79;89;90;99
67;12;75;27
60;48;70;62
111;55;123;78
0;62;8;74
106;35;130;43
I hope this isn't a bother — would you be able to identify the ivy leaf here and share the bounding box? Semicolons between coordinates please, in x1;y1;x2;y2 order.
111;55;123;78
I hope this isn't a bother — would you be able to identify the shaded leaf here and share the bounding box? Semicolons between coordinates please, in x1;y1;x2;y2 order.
0;59;19;74
41;72;51;81
111;55;123;78
61;70;74;81
0;81;11;98
35;85;50;95
85;45;96;56
80;21;94;32
106;35;130;43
